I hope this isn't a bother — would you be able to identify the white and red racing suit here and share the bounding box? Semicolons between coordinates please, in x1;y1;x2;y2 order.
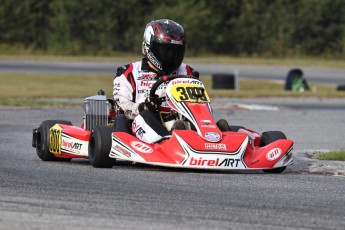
113;58;199;143
113;58;199;119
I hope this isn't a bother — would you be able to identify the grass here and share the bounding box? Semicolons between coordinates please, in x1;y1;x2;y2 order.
202;77;344;98
316;151;345;161
1;72;344;107
0;98;80;107
0;73;113;98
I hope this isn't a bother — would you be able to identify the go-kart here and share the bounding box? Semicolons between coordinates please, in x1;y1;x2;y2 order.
32;75;293;173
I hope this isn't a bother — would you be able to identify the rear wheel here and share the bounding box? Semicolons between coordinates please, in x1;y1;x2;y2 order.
35;120;72;161
89;126;116;168
259;131;287;173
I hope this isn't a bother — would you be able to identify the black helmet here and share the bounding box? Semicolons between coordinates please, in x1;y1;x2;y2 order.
142;19;186;75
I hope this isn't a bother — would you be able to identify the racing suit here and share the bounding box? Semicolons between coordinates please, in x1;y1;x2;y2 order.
113;58;199;143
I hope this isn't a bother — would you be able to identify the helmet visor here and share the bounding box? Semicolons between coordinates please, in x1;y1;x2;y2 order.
151;39;186;75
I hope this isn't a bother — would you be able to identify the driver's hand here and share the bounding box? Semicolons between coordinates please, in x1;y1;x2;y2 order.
149;94;162;107
138;101;156;113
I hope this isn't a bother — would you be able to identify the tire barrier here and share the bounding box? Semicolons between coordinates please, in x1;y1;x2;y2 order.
337;85;345;91
284;68;309;91
212;73;237;89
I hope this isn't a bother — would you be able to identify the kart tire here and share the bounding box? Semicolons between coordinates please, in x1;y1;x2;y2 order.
259;131;287;147
212;74;236;89
89;126;116;168
337;85;345;91
35;120;73;161
259;131;287;174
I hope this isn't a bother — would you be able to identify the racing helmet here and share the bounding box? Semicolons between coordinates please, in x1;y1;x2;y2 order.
142;19;187;75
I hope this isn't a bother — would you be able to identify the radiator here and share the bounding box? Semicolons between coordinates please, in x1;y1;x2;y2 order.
82;95;109;131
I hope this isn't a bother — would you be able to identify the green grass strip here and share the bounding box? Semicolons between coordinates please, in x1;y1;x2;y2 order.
316;151;345;161
1;72;344;107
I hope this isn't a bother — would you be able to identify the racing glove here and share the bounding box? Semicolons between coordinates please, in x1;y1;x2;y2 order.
138;96;162;113
138;101;156;113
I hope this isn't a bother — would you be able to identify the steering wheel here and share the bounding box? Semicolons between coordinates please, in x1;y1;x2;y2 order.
149;75;195;105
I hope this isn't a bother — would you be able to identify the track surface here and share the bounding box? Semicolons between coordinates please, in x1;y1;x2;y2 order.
1;101;345;229
1;60;345;85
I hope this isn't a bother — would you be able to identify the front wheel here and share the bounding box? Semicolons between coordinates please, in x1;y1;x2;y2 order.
259;131;288;174
259;131;287;147
35;120;72;161
89;126;116;168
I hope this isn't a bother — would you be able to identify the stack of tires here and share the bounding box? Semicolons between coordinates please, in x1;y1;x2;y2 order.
337;85;345;91
212;74;237;89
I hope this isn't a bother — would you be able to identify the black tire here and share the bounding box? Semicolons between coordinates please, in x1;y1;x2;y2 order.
89;126;116;168
212;74;236;89
229;125;245;132
337;85;345;91
259;131;287;173
259;131;287;147
35;120;73;161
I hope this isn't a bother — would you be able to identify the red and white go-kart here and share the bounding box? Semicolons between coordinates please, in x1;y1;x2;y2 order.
32;75;293;173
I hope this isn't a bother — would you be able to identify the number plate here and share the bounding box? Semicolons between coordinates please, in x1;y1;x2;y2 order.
49;124;62;154
170;84;210;103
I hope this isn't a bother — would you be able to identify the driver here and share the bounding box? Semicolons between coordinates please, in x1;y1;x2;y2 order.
113;19;227;144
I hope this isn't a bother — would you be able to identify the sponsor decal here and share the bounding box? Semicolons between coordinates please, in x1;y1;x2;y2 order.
205;132;220;142
61;139;83;153
138;72;157;79
266;148;282;161
201;120;211;125
171;79;191;85
204;143;226;150
140;81;155;87
113;145;131;158
171;40;182;45
190;80;203;85
201;125;217;128
201;120;216;128
189;157;240;168
130;141;153;154
138;89;149;94
218;158;241;167
147;52;162;70
135;127;146;139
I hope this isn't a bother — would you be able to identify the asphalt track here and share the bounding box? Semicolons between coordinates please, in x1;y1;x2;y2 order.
1;100;345;230
0;61;345;229
1;60;345;85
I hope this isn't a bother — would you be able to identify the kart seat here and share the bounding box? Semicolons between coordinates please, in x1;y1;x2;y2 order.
114;114;132;134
